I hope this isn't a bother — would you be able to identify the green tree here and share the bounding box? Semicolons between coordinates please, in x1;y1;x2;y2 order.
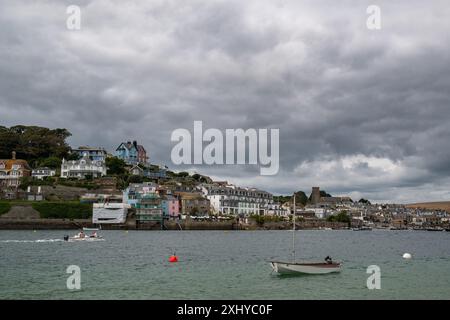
128;175;144;183
0;125;71;161
105;157;127;175
294;191;308;206
177;171;189;178
39;156;62;169
359;198;371;205
273;191;308;206
327;211;351;224
67;153;81;161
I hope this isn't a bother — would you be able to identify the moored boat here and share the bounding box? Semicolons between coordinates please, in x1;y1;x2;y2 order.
353;226;372;231
269;193;342;275
426;227;444;231
270;261;341;275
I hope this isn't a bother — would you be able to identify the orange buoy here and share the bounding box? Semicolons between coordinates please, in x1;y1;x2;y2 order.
169;255;178;263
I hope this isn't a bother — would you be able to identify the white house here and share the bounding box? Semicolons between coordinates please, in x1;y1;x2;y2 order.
201;183;273;216
267;203;290;217
61;155;106;179
72;146;108;162
304;206;329;219
32;167;56;180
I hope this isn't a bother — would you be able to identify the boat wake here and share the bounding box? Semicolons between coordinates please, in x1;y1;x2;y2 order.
0;239;64;243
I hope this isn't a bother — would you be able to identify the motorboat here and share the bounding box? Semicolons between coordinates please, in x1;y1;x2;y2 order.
64;231;104;242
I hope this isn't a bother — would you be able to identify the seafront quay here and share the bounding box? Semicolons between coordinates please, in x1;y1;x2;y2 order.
1;137;450;231
0;204;349;230
1;182;450;231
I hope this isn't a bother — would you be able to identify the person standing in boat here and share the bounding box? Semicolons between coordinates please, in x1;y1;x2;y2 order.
325;256;333;264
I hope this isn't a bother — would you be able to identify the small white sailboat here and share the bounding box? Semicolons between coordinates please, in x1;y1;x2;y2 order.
269;193;342;275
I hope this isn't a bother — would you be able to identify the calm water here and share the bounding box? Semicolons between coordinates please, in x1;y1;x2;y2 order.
0;230;449;299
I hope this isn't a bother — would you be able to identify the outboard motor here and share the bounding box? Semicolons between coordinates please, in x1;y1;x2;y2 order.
63;235;69;241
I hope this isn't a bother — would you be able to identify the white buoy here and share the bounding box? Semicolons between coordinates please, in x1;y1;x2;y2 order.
403;253;412;259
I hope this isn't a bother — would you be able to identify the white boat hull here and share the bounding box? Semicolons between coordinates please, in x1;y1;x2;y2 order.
270;261;341;275
67;236;104;242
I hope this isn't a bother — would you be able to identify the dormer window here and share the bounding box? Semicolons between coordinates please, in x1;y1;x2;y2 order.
12;164;21;170
0;162;5;169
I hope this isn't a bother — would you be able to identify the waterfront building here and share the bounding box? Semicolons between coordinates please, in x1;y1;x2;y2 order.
31;167;56;180
302;205;335;219
123;182;159;207
60;155;106;179
161;195;180;219
267;203;290;216
201;183;273;216
175;191;210;216
0;151;31;190
92;195;129;224
135;193;163;224
72;146;108;162
115;140;148;165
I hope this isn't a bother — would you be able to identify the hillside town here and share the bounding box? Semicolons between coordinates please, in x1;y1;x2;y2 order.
1;135;450;231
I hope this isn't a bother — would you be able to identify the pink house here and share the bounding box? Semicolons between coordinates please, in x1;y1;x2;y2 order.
162;196;180;219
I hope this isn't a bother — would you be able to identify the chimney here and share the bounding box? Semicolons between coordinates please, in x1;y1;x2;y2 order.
12;151;16;160
133;140;138;148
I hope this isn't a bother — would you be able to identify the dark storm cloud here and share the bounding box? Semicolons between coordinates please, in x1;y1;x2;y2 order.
1;0;450;202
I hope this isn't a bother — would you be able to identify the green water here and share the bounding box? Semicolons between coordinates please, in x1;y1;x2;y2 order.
0;230;449;299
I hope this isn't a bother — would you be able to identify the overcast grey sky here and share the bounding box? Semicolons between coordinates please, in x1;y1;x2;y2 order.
1;0;450;203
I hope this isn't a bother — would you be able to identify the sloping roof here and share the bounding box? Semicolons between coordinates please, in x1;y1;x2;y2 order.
129;165;144;172
116;142;136;151
0;159;32;172
137;145;146;153
33;167;55;171
73;146;107;152
175;192;207;200
64;154;104;166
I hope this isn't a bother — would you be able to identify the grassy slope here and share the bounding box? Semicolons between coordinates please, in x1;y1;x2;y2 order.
406;201;450;212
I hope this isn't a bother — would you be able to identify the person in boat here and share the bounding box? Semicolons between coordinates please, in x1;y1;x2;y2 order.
90;231;97;238
325;256;333;264
78;230;85;238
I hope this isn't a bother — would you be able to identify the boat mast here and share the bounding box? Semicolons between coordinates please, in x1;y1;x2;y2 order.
292;192;296;263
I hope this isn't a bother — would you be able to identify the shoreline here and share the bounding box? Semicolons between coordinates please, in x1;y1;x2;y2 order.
0;219;350;231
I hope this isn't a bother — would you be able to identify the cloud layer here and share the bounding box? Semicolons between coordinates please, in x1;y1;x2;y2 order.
1;0;450;202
